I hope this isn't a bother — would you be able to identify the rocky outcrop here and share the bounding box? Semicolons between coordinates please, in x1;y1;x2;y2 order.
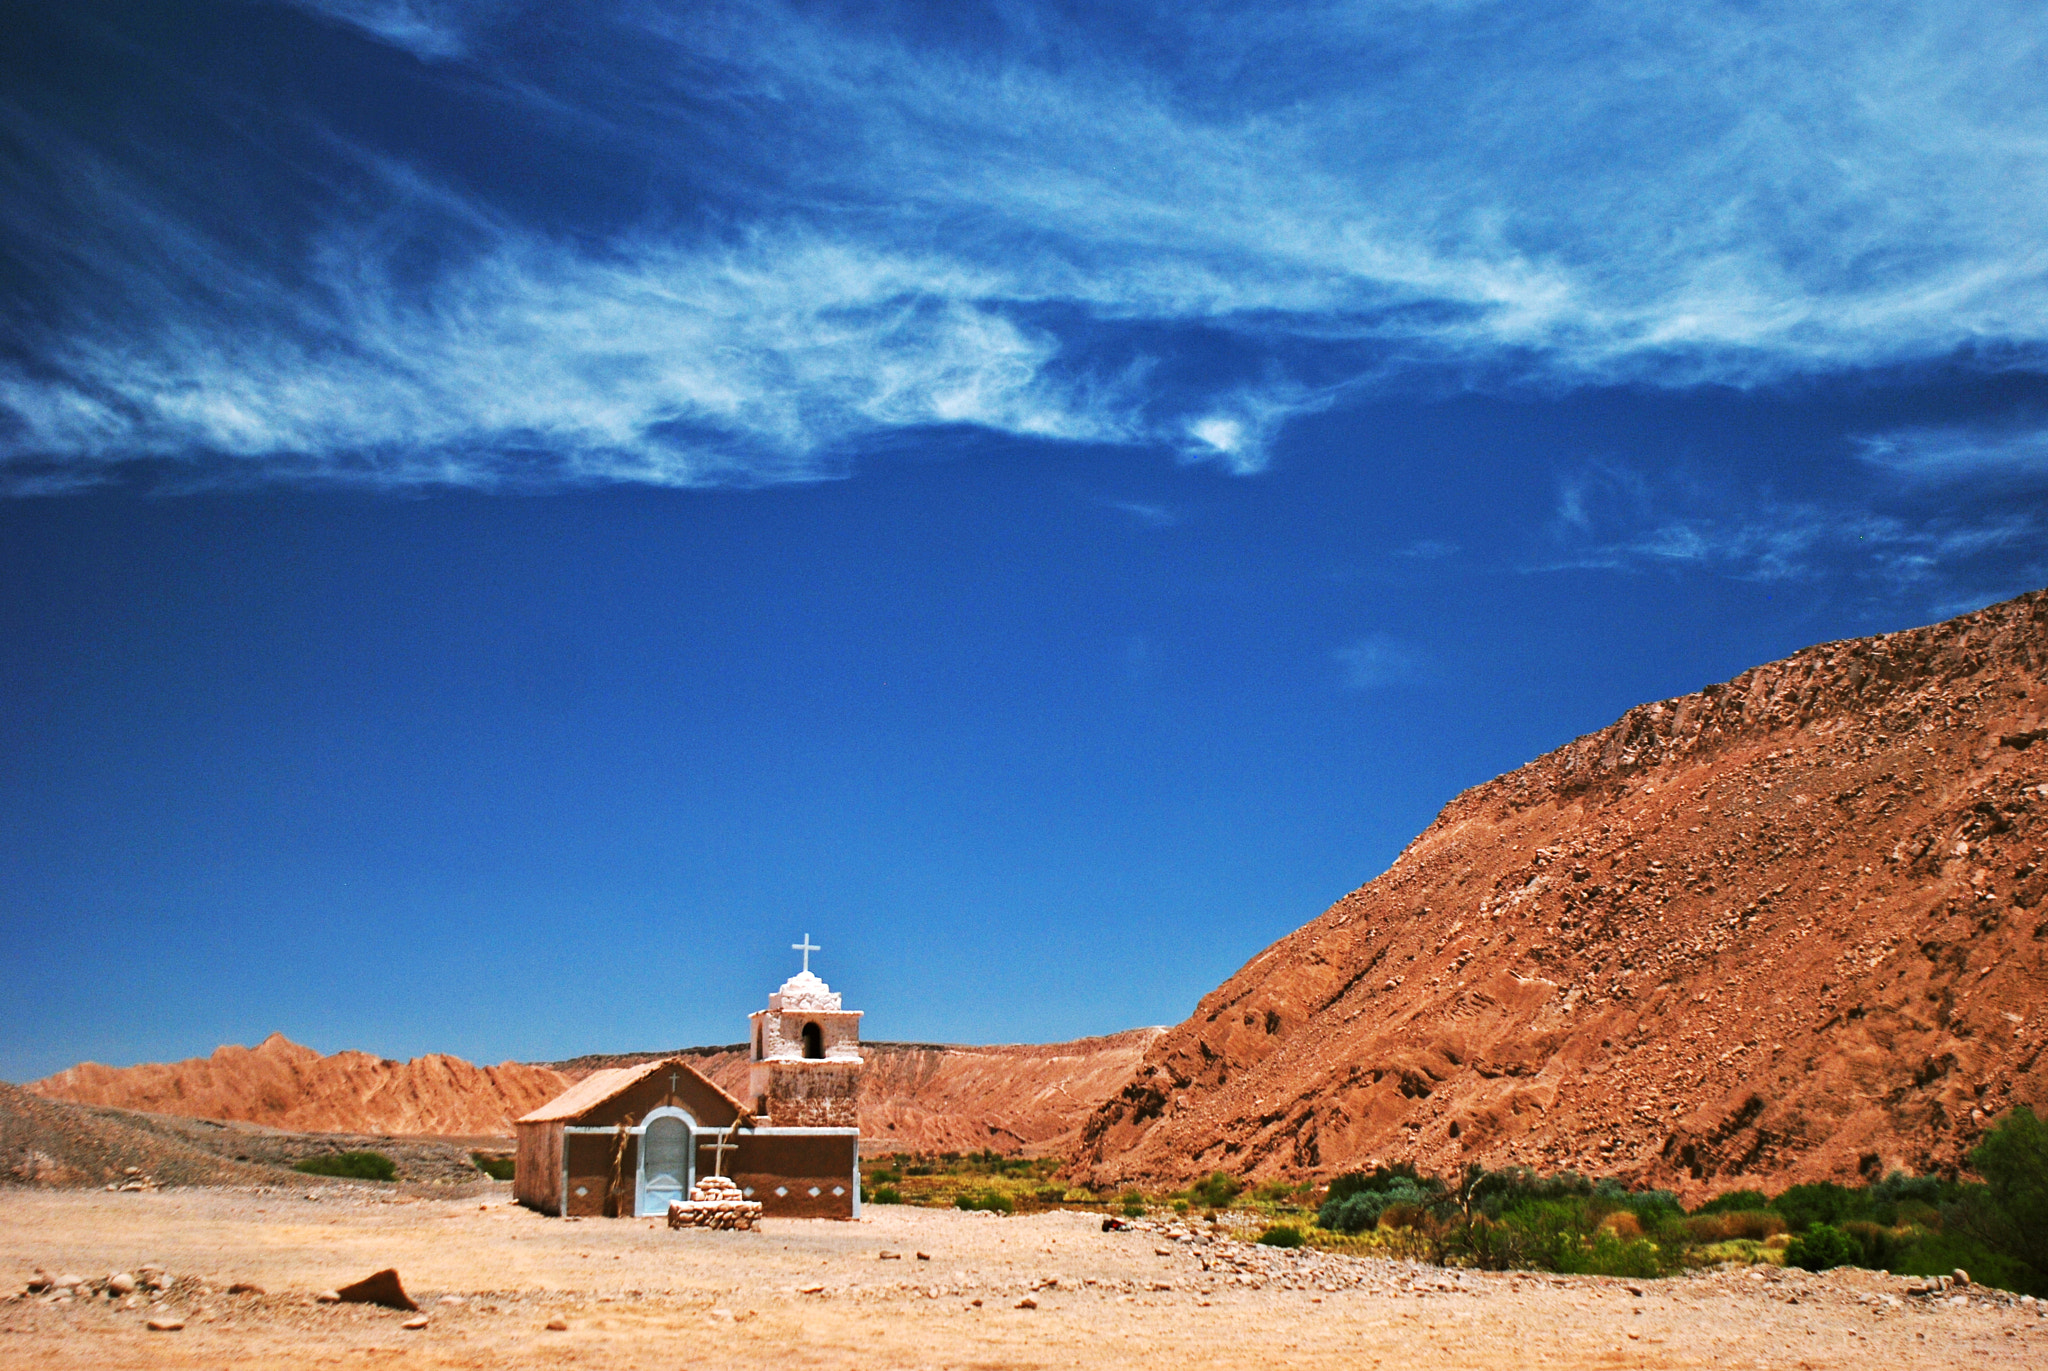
27;1033;571;1137
26;1029;1163;1155
1078;589;2048;1198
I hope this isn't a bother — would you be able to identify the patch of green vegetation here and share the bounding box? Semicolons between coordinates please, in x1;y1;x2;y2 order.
866;1184;902;1205
470;1152;515;1181
294;1151;397;1182
1290;1108;2048;1293
955;1190;1015;1214
1256;1224;1305;1248
1187;1172;1243;1209
860;1151;1064;1212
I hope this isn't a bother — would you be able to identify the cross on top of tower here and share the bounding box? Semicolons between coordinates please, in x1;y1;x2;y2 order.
792;933;820;974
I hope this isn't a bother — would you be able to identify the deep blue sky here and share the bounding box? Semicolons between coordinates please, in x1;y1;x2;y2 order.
3;1;2046;1080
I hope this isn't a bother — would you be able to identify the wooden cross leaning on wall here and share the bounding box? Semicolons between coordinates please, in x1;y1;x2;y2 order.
702;1119;743;1178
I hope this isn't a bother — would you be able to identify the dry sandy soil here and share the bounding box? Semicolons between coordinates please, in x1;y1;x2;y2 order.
3;1186;2044;1370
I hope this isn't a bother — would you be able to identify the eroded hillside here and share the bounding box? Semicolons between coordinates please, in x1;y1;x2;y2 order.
27;1034;572;1137
1078;590;2048;1198
25;1030;1163;1155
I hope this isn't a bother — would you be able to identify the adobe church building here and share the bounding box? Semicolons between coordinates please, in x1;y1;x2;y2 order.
513;939;864;1220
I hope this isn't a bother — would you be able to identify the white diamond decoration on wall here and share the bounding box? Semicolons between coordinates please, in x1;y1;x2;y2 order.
743;1187;755;1197
808;1186;821;1197
832;1186;845;1196
774;1186;789;1197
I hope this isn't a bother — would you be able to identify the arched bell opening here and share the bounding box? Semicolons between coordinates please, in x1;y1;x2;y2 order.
802;1022;824;1059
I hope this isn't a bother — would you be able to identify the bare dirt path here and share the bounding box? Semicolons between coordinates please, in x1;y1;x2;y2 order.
3;1186;2043;1369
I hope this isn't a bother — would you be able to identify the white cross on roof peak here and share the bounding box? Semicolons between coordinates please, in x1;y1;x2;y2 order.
792;934;820;975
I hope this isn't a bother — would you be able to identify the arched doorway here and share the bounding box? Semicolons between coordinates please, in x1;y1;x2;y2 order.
638;1113;692;1216
802;1022;824;1059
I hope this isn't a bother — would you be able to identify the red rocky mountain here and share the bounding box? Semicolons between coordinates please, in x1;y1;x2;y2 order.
1078;590;2048;1198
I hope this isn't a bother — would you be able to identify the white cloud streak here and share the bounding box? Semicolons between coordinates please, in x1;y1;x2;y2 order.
1335;632;1425;690
1854;426;2048;483
6;1;2048;489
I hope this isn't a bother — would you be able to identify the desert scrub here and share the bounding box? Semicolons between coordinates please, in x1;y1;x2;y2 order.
1256;1224;1306;1248
866;1184;902;1204
294;1151;397;1181
1187;1172;1243;1209
955;1190;1016;1214
1784;1223;1858;1272
469;1152;515;1181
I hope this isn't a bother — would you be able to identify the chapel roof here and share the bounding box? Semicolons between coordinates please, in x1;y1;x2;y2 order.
515;1056;748;1125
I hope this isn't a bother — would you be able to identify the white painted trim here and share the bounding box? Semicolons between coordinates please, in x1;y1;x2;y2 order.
747;1126;861;1136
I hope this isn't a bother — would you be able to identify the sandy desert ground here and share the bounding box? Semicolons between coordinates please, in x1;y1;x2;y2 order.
2;1185;2045;1370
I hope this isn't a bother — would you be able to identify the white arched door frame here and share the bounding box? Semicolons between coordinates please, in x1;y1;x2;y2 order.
634;1106;697;1217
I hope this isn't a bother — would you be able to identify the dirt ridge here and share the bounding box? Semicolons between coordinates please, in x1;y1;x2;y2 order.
1078;588;2048;1197
24;1030;1163;1156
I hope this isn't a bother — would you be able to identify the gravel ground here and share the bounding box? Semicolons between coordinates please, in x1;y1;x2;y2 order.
3;1187;2045;1369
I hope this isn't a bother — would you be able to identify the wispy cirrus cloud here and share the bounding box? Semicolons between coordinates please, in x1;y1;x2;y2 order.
1532;460;2041;599
1334;632;1425;690
1854;425;2048;483
5;1;2048;491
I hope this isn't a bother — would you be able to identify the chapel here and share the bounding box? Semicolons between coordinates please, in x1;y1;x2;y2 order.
512;937;864;1220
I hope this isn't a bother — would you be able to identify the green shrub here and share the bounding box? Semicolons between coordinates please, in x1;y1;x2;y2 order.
1173;1198;1191;1215
1692;1188;1770;1216
954;1191;1014;1214
1121;1192;1146;1217
1688;1210;1784;1242
1770;1183;1873;1233
1319;1177;1433;1233
1891;1230;2037;1294
1256;1224;1305;1248
869;1184;902;1205
1325;1163;1433;1206
294;1151;397;1182
1189;1172;1243;1209
470;1152;515;1181
869;1167;902;1185
1962;1105;2048;1286
1785;1223;1859;1271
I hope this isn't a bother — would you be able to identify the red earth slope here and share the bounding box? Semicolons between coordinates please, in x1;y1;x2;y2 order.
1077;590;2048;1198
26;1030;1163;1153
27;1033;570;1137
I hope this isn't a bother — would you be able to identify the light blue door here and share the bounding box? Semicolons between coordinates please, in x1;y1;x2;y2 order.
639;1116;690;1215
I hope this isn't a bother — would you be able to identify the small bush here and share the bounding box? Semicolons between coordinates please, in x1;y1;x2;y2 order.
1600;1211;1643;1240
1173;1198;1191;1215
955;1191;1014;1214
1771;1183;1872;1234
1189;1172;1243;1209
470;1152;515;1181
1319;1176;1435;1234
1690;1210;1785;1242
1785;1223;1859;1271
1693;1189;1770;1216
294;1151;397;1182
870;1185;902;1205
1256;1225;1305;1248
1121;1195;1146;1218
869;1167;902;1185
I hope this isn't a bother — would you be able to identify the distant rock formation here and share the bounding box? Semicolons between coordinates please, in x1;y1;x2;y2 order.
25;1028;1164;1153
1078;589;2048;1198
27;1033;569;1137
